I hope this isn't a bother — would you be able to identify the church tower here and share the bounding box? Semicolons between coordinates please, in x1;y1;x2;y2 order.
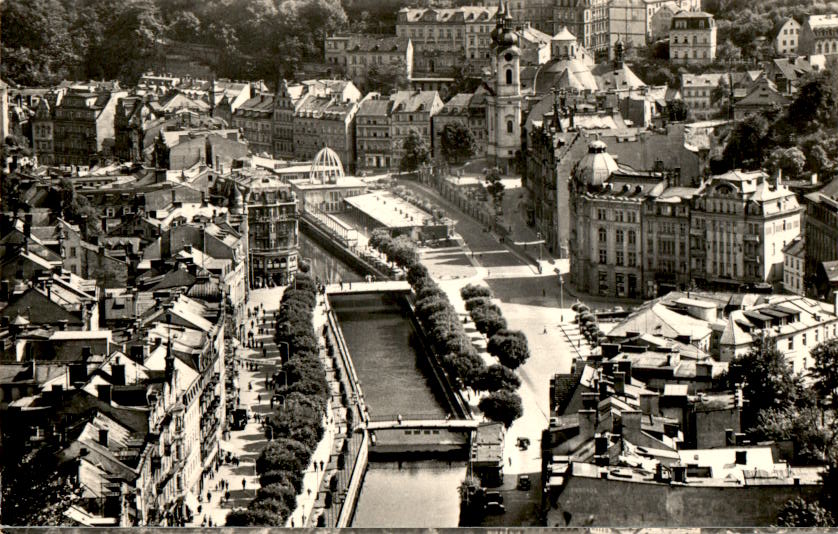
487;0;523;174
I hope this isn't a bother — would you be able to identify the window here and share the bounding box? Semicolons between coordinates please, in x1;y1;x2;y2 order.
597;208;606;220
506;120;513;134
802;333;807;346
599;249;607;263
788;337;794;350
616;250;624;266
506;69;513;85
616;229;624;244
599;227;607;243
628;230;636;245
69;247;77;258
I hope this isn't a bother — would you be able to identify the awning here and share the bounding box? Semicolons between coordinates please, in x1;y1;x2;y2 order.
184;491;200;513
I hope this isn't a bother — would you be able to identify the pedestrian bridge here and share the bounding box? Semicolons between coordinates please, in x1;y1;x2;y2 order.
326;280;411;295
365;418;480;432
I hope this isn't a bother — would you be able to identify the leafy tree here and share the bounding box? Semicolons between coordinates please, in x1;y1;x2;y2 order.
475;364;521;393
250;498;291;518
470;304;507;337
256;438;312;475
485;168;505;210
726;338;806;431
766;147;806;181
720;113;771;172
256;481;299;510
440;122;476;165
755;407;833;465
668;99;689;122
811;338;838;403
365;61;409;95
460;284;492;300
786;76;837;134
226;507;283;526
465;297;491;312
479;389;523;427
777;497;834;527
400;129;432;172
487;330;530;369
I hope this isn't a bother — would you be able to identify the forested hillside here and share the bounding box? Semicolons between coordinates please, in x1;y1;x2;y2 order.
0;0;352;87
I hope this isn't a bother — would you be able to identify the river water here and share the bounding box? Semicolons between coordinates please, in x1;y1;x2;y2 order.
330;291;464;527
330;292;448;419
351;460;466;527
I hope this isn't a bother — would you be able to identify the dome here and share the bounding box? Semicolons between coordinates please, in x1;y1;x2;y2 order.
575;140;618;186
309;147;344;184
533;58;598;95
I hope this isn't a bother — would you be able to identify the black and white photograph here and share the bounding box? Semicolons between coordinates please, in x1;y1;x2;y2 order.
1;0;838;529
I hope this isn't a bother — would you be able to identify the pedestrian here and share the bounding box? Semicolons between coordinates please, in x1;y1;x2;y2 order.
320;460;324;471
208;518;213;528
207;491;212;502
225;490;230;501
339;281;343;290
508;457;512;466
543;325;547;334
242;478;246;490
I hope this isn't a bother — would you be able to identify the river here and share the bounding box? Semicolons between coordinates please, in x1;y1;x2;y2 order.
350;460;466;527
330;292;448;419
330;290;464;527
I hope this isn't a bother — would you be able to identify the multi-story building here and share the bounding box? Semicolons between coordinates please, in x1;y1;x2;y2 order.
355;96;394;172
507;0;554;34
607;0;647;56
679;72;730;120
390;90;444;171
643;184;698;296
775;18;801;56
804;181;838;296
799;14;838;56
669;11;716;65
31;96;56;165
231;91;274;156
569;140;669;298
114;96;159;162
568;141;803;298
431;89;490;158
293;93;361;171
783;236;805;295
233;172;299;287
552;0;610;60
52;87;128;166
690;170;802;289
397;6;499;74
487;5;524;173
325;34;414;86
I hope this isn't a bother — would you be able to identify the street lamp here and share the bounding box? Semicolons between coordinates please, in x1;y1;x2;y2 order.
558;272;564;321
536;232;543;262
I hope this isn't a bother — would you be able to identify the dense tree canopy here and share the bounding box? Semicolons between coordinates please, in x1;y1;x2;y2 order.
440;122;477;165
479;389;523;427
400;130;432;173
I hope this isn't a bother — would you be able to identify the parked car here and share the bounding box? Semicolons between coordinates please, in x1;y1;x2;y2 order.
484;490;503;504
517;475;531;491
484;500;506;514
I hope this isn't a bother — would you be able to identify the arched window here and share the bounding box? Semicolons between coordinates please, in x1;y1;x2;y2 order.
506;68;513;85
506;120;514;134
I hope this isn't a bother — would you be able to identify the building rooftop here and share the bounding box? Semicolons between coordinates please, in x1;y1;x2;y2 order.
344;191;436;229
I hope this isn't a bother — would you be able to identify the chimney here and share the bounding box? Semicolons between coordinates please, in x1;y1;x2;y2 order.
735;450;747;465
130;345;145;364
97;384;112;404
614;371;626;396
99;428;109;448
598;379;609;400
581;392;599;410
51;384;64;404
672;465;686;483
601;343;619;359
578;409;596;441
58;319;68;330
616;360;632;384
69;363;88;386
621;409;642;442
112;364;126;386
594;433;608;455
81;346;92;361
639;392;659;416
602;361;615;377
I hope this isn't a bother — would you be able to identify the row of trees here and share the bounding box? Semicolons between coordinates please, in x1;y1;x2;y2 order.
367;230;524;427
722;337;838;526
227;273;329;526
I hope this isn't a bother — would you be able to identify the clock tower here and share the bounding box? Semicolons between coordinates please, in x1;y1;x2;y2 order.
487;0;523;174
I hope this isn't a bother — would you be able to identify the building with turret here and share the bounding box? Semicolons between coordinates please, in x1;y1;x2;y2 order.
486;0;524;173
